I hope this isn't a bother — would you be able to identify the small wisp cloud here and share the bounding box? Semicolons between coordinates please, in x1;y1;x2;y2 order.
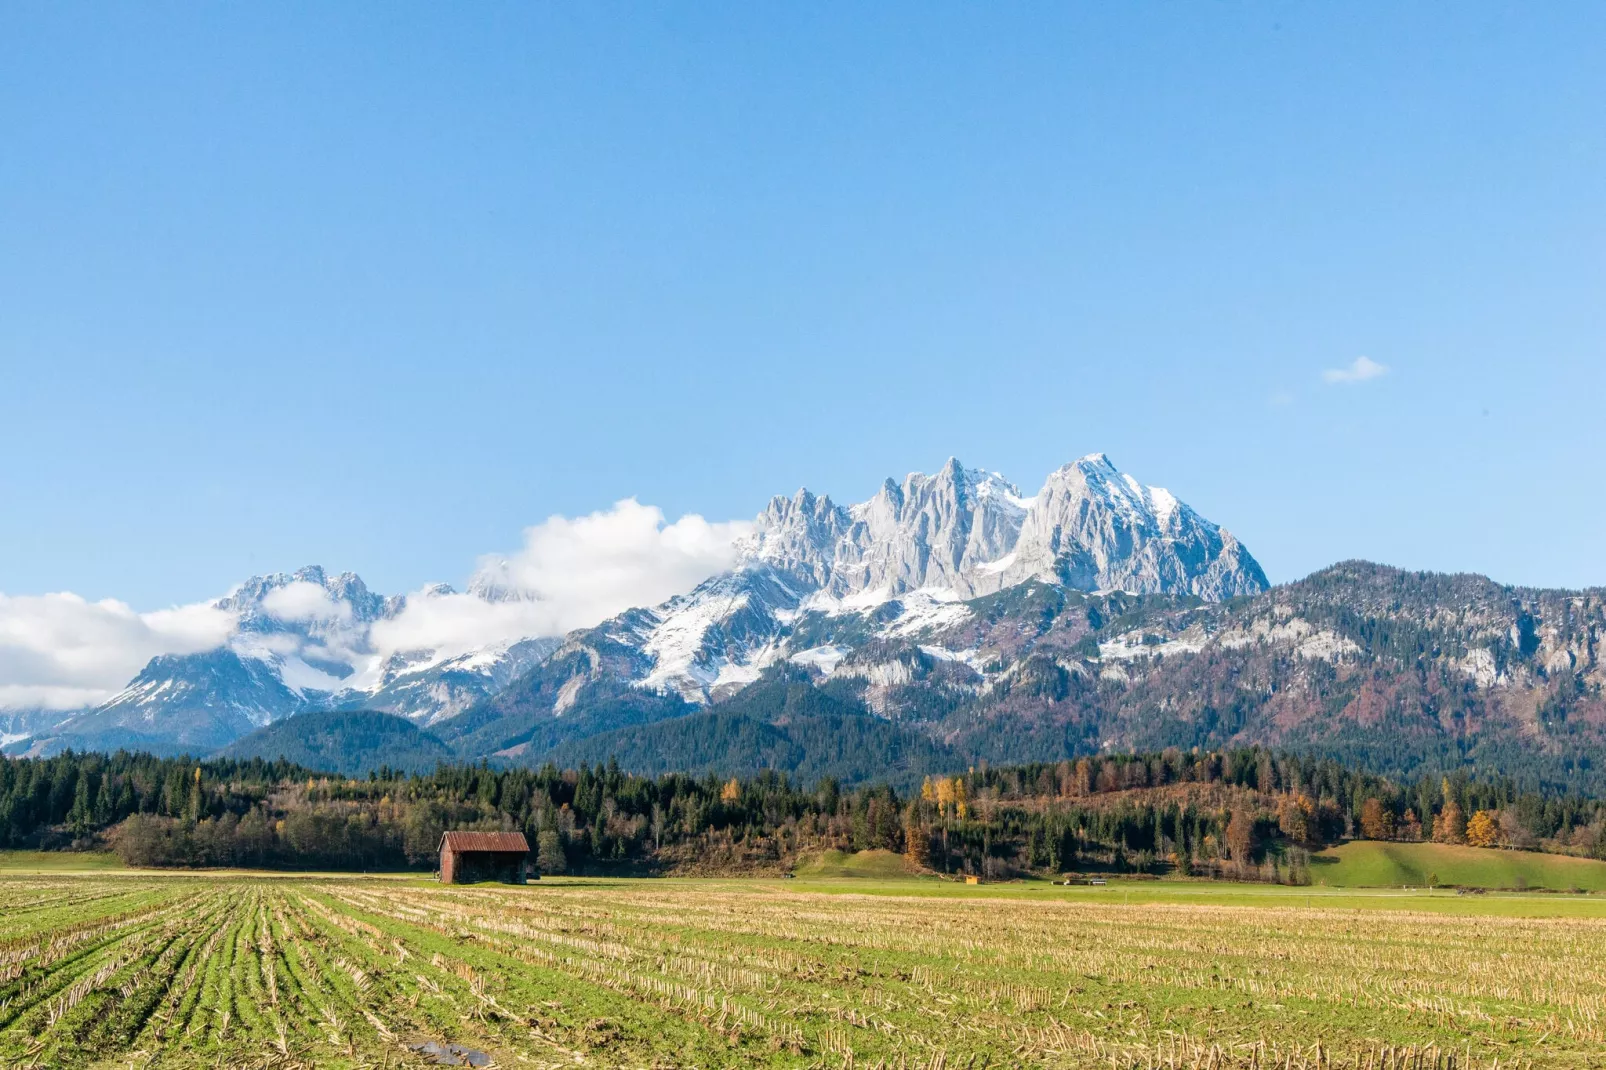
1322;356;1389;385
262;581;354;624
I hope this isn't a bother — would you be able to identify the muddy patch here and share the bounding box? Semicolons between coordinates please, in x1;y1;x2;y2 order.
410;1039;492;1066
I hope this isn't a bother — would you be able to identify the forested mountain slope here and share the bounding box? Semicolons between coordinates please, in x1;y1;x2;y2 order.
478;561;1606;791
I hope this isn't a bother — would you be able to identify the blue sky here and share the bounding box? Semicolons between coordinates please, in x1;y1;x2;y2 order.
2;3;1603;608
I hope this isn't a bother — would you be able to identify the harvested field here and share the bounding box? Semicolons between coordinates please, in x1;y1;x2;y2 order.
0;874;1599;1068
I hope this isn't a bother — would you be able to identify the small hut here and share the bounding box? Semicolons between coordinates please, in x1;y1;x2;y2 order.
437;831;531;884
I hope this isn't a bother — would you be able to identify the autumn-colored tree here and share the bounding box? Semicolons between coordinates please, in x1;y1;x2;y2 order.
903;805;930;870
1277;794;1315;846
1225;809;1255;866
1072;758;1094;797
1398;808;1424;842
1497;810;1536;850
1465;809;1499;848
1359;798;1395;841
720;778;741;802
1432;800;1467;844
920;777;936;803
1055;759;1074;798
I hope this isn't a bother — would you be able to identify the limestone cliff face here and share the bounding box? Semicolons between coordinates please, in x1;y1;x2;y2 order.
747;453;1267;603
966;454;1267;601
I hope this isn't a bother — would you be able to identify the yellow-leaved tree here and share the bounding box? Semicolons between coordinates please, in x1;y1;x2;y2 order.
1465;809;1499;848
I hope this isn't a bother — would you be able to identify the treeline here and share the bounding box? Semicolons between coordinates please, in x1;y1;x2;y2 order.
2;746;1604;878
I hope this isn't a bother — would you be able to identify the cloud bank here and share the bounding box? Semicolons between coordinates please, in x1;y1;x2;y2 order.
370;499;751;666
0;499;752;710
0;593;236;710
1322;356;1389;385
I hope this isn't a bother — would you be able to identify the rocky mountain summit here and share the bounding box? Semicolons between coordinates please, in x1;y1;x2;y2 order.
745;454;1264;602
967;454;1266;601
580;454;1268;703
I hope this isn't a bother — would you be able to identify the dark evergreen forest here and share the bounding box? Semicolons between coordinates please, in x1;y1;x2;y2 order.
3;746;1602;880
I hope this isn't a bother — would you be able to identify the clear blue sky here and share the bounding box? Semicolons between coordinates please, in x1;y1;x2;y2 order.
2;3;1602;607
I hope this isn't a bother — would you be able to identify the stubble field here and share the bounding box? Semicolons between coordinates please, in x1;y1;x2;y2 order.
1;872;1601;1069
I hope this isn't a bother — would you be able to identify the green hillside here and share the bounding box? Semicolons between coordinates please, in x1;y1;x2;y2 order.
0;850;125;872
544;672;960;788
791;849;918;879
217;709;454;775
1313;840;1606;891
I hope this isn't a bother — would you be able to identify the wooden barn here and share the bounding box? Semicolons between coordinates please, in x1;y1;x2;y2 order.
437;831;531;885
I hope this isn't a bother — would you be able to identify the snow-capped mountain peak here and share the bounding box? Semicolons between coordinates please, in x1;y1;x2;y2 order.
595;454;1268;704
978;455;1266;600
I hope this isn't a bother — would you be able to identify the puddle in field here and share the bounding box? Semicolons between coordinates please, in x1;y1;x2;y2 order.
410;1040;493;1066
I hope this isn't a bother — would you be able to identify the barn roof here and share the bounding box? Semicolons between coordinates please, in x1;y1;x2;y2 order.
439;831;529;853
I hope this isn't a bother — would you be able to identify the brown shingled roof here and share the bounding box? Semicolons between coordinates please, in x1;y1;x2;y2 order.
439;831;529;853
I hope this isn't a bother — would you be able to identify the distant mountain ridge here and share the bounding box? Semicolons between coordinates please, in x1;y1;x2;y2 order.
220;709;455;776
10;454;1606;792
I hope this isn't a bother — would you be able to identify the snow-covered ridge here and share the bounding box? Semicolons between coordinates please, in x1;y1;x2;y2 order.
602;453;1267;704
8;451;1269;752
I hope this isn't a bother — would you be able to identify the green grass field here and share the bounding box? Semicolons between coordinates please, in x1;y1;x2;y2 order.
1312;840;1606;891
0;849;127;873
3;858;1605;1068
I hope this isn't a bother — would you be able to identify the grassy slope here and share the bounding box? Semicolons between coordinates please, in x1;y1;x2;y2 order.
1313;840;1606;891
789;848;917;878
0;850;125;872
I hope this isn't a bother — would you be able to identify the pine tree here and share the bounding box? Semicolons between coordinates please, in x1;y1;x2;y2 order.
67;774;92;837
536;829;567;874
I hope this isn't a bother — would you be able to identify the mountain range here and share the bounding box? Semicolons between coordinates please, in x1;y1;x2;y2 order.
7;453;1604;790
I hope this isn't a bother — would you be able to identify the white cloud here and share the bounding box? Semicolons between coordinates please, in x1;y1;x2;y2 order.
0;498;752;710
1322;356;1389;385
369;499;751;668
261;581;352;624
0;593;237;710
365;590;554;668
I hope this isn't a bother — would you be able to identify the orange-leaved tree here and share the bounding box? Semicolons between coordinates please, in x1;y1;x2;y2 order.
1465;809;1500;848
1359;797;1395;840
1432;800;1466;844
903;804;930;870
1225;809;1255;867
